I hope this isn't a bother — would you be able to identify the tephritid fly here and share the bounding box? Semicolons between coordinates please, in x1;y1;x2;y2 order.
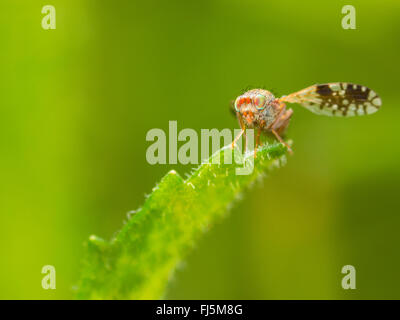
232;83;382;153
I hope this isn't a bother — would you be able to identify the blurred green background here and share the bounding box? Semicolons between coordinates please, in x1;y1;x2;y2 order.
1;0;399;299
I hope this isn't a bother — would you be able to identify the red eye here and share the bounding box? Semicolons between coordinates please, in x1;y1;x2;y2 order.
254;94;267;110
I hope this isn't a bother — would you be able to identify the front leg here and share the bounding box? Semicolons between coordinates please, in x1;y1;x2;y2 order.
271;128;293;154
269;107;293;154
254;129;261;157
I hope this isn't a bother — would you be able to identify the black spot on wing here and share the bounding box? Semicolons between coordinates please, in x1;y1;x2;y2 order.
345;84;369;101
316;84;333;96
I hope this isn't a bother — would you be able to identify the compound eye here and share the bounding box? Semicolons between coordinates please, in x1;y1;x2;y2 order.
234;97;240;112
254;94;267;110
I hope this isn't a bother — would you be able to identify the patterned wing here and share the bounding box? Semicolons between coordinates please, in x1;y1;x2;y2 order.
279;83;381;117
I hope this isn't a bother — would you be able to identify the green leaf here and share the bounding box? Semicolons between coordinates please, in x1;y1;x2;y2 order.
76;142;288;299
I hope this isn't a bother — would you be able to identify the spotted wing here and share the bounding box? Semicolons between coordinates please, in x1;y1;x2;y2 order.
279;83;381;117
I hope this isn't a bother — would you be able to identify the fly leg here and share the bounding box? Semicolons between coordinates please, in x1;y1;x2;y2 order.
254;129;261;158
271;128;293;154
269;106;293;154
